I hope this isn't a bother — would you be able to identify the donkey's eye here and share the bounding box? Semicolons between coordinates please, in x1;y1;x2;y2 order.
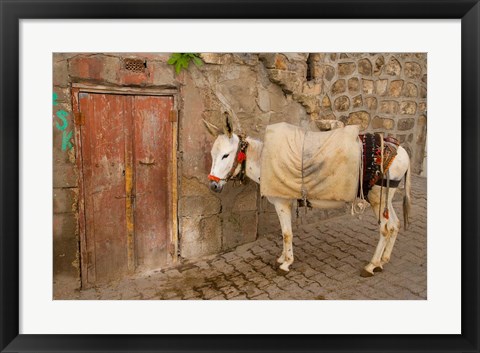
222;154;230;160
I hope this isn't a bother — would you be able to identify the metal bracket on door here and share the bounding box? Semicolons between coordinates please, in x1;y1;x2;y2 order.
139;159;156;166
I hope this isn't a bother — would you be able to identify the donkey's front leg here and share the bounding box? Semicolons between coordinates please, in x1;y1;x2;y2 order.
269;197;294;272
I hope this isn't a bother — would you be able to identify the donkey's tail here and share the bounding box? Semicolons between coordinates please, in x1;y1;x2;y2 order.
403;165;412;230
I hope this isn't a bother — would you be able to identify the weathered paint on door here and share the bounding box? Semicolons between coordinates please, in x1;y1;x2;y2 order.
77;92;174;286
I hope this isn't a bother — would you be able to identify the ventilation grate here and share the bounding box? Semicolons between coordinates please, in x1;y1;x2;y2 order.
124;58;146;73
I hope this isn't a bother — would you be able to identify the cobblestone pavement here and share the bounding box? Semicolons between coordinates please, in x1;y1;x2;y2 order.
73;176;426;300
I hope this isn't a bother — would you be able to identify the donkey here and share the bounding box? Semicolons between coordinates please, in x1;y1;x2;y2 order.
204;114;411;277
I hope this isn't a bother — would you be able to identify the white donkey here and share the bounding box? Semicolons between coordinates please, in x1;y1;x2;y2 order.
204;114;411;277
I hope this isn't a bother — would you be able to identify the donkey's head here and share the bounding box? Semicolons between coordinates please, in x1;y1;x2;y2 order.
203;112;246;193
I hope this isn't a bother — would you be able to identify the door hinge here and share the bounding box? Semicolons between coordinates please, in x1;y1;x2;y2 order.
169;110;178;122
75;112;85;126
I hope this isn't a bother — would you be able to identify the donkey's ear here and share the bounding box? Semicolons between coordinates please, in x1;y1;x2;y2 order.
202;119;221;137
223;112;233;138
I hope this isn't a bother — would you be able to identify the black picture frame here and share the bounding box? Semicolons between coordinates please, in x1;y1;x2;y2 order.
1;1;479;352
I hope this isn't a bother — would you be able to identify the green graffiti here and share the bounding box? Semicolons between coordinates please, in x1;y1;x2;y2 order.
53;91;73;150
55;110;69;131
62;130;73;151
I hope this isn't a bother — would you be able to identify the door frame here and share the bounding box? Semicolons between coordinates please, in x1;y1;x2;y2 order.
71;83;179;288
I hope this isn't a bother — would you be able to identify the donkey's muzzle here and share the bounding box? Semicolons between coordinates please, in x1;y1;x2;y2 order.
209;181;223;193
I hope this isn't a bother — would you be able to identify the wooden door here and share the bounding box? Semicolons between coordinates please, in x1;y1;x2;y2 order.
76;92;175;286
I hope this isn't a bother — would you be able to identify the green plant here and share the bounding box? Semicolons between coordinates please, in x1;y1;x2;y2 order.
167;53;203;74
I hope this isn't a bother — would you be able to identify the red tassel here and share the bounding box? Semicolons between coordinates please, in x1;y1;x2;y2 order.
237;151;246;163
383;208;389;220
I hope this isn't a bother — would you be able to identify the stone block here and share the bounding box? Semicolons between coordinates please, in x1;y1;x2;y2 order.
334;96;350;112
352;95;363;108
420;85;427;98
53;87;71;104
267;69;301;94
179;195;221;216
233;53;259;66
274;54;289;70
233;190;257;212
222;211;258;250
284;52;309;62
416;115;427;144
379;100;400;114
376;79;388;96
321;95;332;108
404;62;422;79
396;134;407;143
403;82;418;97
293;94;320;114
302;81;322;95
345;111;370;130
69;55;122;83
365;97;377;110
374;56;385;75
358;58;372;75
388;80;404;97
200;53;234;65
372;116;394;130
53;60;69;87
418;102;427;112
397;118;415;131
149;61;176;86
200;216;223;253
331;79;346;95
385;57;402;76
181;176;214;198
256;87;271;112
218;72;260;113
348;77;360;92
180;215;222;258
400;101;417;115
324;65;335;81
338;62;356;76
315;119;344;131
362;79;374;94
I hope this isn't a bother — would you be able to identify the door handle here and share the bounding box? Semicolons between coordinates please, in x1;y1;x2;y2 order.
139;159;156;166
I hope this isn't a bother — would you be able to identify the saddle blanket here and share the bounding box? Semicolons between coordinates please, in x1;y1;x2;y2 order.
260;122;361;202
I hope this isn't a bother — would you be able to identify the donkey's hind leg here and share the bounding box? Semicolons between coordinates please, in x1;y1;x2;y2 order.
380;207;400;266
268;197;294;272
362;185;400;277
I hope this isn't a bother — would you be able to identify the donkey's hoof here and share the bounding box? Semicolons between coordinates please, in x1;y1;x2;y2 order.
276;268;289;276
373;266;383;273
279;262;291;273
360;268;374;277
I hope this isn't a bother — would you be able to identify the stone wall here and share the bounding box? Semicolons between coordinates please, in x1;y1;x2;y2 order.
312;53;427;174
52;52;427;290
178;53;308;258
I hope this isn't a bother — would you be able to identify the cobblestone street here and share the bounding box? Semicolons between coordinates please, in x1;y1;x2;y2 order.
69;176;426;300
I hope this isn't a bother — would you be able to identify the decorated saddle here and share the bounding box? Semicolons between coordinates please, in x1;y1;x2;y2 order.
358;133;400;201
